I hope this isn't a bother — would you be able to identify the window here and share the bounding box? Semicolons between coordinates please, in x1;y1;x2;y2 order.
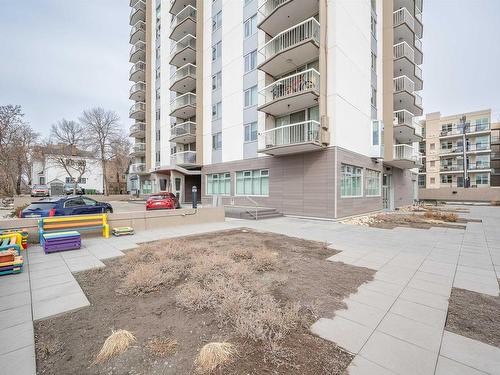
206;173;231;195
476;173;489;185
430;143;435;150
82;197;97;206
371;87;377;107
212;132;222;150
212;41;222;61
475;117;489;131
244;122;258;142
418;174;425;188
212;101;222;120
64;198;85;208
212;10;222;31
39;177;45;185
370;15;377;37
212;71;222;90
156;151;160;163
244;86;257;107
341;164;363;197
244;14;257;38
371;120;382;146
371;52;376;71
244;0;253;5
156;110;160;120
65;177;74;183
156;88;160;100
236;169;269;196
430;160;435;167
244;50;257;73
430;177;435;184
365;169;381;196
77;177;87;184
441;175;452;184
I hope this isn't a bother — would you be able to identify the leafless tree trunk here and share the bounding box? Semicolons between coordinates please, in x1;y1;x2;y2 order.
79;107;122;196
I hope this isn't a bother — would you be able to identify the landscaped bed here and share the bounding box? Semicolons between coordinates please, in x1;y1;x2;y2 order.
34;229;374;374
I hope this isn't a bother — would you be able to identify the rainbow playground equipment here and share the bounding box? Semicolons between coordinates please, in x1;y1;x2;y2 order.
0;232;25;276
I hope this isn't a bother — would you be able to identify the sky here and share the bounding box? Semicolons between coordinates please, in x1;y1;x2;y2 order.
1;0;500;137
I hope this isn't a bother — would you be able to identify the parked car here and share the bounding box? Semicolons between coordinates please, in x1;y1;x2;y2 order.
20;196;113;218
30;184;50;197
63;183;84;195
146;192;180;211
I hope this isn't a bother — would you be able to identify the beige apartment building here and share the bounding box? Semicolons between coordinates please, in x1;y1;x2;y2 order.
128;0;425;218
418;109;500;199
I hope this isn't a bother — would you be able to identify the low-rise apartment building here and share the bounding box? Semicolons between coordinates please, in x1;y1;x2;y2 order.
418;109;500;199
128;0;424;218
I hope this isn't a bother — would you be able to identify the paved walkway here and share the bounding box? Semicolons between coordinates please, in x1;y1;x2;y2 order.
0;206;499;374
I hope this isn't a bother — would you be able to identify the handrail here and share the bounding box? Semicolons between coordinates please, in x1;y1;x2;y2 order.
170;34;196;54
244;196;259;220
171;150;197;165
258;0;289;18
393;7;414;30
170;63;196;82
129;81;146;96
170;93;197;111
170;121;196;138
171;5;197;31
130;61;146;76
260;120;321;148
393;41;415;61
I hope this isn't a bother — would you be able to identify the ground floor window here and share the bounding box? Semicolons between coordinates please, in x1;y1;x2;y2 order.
206;173;231;195
441;175;452;184
235;169;269;196
341;164;363;197
475;173;489;185
365;169;381;196
418;174;426;188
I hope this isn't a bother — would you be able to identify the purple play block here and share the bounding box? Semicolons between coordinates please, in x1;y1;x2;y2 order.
43;236;81;254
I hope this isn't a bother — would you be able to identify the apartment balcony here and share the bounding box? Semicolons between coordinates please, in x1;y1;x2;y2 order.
258;120;322;156
169;0;196;15
129;122;146;138
257;0;319;37
169;121;196;143
393;8;423;58
129;81;146;101
170;34;196;68
393;110;423;143
467;123;491;136
129;0;146;26
170;93;196;119
391;144;423;169
258;18;320;77
171;151;197;168
129;40;146;63
393;75;423;116
492;135;500;145
439;164;464;174
169;63;196;94
466;143;491;154
258;69;319;117
129;163;148;175
393;42;423;90
130;142;146;157
129;20;146;45
468;163;491;172
170;5;197;41
492;151;500;160
440;124;491;139
129;102;146;120
440;147;464;157
129;61;146;82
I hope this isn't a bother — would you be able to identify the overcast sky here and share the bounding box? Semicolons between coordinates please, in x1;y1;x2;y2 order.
1;0;499;137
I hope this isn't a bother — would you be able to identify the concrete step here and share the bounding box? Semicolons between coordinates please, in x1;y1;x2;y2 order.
224;206;283;220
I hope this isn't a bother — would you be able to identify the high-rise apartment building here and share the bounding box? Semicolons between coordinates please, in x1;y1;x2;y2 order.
128;0;424;218
419;109;500;190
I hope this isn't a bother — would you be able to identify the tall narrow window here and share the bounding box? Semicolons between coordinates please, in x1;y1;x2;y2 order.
244;14;257;38
212;10;222;31
244;86;257;108
244;50;257;73
341;164;363;197
212;41;222;61
212;132;222;150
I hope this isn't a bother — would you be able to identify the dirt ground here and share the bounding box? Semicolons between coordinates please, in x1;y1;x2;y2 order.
34;229;374;375
446;287;500;347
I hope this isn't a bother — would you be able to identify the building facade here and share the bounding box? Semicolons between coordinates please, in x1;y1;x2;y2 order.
128;0;424;218
419;109;500;191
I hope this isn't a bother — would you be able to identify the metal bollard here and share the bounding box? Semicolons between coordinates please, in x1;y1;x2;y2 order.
192;186;197;209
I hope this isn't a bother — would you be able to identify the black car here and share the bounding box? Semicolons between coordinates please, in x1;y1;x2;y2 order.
63;183;84;195
20;196;113;218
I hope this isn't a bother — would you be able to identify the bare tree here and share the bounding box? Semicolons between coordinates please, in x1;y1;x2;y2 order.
79;107;121;195
50;119;85;146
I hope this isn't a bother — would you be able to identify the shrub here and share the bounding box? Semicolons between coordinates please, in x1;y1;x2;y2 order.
94;330;136;363
424;211;458;222
121;263;168;295
195;342;237;374
251;250;279;272
175;281;214;311
147;337;178;357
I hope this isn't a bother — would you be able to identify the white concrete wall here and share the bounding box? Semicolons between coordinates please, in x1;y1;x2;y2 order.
327;0;373;156
202;0;213;164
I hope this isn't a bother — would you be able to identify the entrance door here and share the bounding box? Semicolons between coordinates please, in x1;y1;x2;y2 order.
382;174;392;210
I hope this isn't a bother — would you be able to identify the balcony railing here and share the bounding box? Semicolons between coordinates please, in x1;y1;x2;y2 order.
467;143;490;152
129;122;146;136
440;147;464;154
414;92;423;107
129;163;147;174
414;37;422;52
259;68;319;106
393;110;421;135
393;144;422;164
130;0;146;23
441;123;491;137
130;61;146;77
440;128;463;137
170;93;196;112
130;20;146;40
129;41;146;61
440;164;464;172
171;5;197;31
393;75;415;93
129;102;146;117
131;143;146;154
259;17;319;62
170;121;196;140
170;34;196;56
258;0;290;18
468;163;491;171
415;65;423;80
171;151;197;165
393;41;415;61
129;81;146;97
170;63;196;84
393;7;415;31
260;120;320;148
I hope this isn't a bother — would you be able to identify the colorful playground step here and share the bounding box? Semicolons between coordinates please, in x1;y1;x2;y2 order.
112;227;135;236
0;229;28;249
43;231;81;254
0;255;24;276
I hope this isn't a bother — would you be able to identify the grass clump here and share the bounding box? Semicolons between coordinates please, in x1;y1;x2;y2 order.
95;329;136;363
147;337;178;357
195;342;237;374
423;210;458;222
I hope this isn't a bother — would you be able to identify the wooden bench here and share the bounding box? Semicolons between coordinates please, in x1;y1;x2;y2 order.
38;214;110;245
0;233;22;255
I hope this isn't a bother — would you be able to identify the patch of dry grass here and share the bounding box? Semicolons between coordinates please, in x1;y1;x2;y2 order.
147;337;178;357
423;210;458;222
95;329;136;363
195;342;237;374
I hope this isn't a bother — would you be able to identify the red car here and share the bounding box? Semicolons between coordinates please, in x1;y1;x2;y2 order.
146;192;180;210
